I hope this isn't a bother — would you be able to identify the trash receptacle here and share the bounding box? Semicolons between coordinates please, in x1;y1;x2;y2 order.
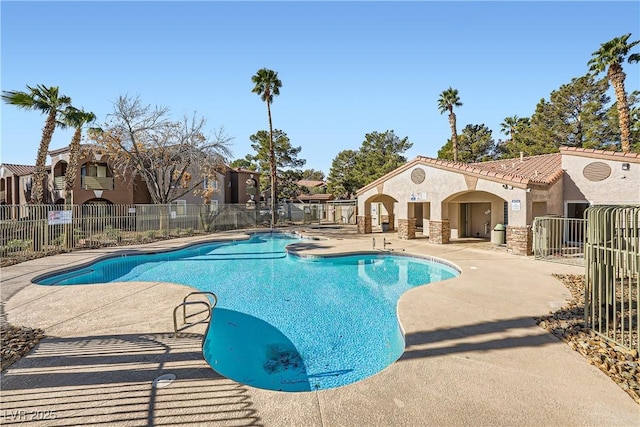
381;222;389;232
492;223;506;245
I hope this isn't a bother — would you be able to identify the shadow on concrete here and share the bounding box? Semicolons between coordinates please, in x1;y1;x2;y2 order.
400;316;558;361
1;332;263;426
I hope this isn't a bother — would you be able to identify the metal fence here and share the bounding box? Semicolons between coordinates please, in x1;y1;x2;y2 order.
0;202;356;264
585;205;639;353
533;216;586;266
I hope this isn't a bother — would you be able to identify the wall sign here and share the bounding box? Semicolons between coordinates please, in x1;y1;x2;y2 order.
48;210;72;225
511;200;521;211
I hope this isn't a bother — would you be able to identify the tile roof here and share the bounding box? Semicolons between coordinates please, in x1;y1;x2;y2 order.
231;168;260;174
297;193;334;202
48;146;71;156
298;180;326;188
412;152;563;186
560;146;640;162
1;164;36;176
462;153;563;184
357;153;564;195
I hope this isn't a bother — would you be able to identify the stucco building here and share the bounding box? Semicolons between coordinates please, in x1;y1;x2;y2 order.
0;164;42;206
356;147;640;255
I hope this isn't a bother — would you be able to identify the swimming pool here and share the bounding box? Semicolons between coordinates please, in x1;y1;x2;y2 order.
35;232;459;392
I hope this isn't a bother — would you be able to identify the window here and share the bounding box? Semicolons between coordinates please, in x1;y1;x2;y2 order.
503;201;509;226
203;178;218;191
82;163;108;177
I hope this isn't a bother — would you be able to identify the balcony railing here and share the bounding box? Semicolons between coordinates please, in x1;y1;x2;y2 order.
81;176;114;190
53;176;65;190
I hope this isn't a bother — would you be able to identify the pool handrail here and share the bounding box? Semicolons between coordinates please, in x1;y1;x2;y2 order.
173;291;218;337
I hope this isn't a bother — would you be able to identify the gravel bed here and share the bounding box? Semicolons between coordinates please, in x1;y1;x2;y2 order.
1;323;45;371
535;274;639;405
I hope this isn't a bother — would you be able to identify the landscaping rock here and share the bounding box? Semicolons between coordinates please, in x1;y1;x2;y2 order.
535;274;640;405
1;323;45;371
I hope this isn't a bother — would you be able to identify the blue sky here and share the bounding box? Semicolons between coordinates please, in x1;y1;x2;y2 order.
1;1;639;175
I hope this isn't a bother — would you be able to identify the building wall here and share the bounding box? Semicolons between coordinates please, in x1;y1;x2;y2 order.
234;171;261;205
358;163;538;228
562;153;640;205
50;152;152;205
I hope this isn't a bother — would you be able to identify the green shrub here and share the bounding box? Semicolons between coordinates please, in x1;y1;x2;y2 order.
104;225;121;241
1;239;32;256
52;234;65;246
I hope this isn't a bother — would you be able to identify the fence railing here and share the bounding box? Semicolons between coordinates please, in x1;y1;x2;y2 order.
533;216;586;266
584;205;639;354
53;176;65;190
81;176;114;190
0;201;356;264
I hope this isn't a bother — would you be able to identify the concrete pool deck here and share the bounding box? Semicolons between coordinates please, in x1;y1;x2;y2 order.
1;228;638;426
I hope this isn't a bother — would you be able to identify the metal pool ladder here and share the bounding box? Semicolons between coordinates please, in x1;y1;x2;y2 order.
173;291;218;337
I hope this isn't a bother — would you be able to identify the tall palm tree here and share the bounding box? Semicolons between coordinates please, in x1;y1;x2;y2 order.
588;33;640;153
60;106;97;204
2;85;72;203
438;87;463;162
251;68;282;225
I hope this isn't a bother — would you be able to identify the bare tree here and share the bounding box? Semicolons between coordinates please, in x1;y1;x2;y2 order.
88;95;232;204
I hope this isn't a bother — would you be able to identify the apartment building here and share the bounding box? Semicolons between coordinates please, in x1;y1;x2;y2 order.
0;145;260;209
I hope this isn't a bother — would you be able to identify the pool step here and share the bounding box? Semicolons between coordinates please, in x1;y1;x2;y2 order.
173;291;217;337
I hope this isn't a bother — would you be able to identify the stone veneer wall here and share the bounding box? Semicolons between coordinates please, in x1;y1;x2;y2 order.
398;218;416;240
381;214;395;231
357;215;372;234
428;220;451;244
506;226;533;255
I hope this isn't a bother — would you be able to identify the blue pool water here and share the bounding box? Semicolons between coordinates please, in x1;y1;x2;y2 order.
35;232;459;392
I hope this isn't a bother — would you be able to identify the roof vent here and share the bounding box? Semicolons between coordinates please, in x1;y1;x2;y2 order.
583;162;611;182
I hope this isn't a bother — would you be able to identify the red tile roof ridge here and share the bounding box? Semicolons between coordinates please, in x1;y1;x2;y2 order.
559;146;640;162
415;153;561;184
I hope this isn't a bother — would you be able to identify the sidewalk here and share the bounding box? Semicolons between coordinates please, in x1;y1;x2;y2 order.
1;230;638;426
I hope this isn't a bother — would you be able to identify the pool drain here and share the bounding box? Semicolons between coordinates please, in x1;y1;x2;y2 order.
153;373;176;388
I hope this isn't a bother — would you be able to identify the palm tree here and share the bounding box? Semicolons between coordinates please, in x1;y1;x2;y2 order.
251;68;282;225
60;106;97;204
438;87;463;162
500;115;529;155
588;33;640;153
2;85;72;203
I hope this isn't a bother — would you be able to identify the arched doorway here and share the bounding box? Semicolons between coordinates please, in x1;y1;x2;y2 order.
443;190;506;240
362;194;399;233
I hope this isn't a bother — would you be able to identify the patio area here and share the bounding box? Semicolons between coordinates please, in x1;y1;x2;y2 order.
1;229;638;426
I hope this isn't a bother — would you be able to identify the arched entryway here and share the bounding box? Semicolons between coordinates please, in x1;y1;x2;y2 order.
442;190;507;241
52;160;68;192
357;194;399;234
